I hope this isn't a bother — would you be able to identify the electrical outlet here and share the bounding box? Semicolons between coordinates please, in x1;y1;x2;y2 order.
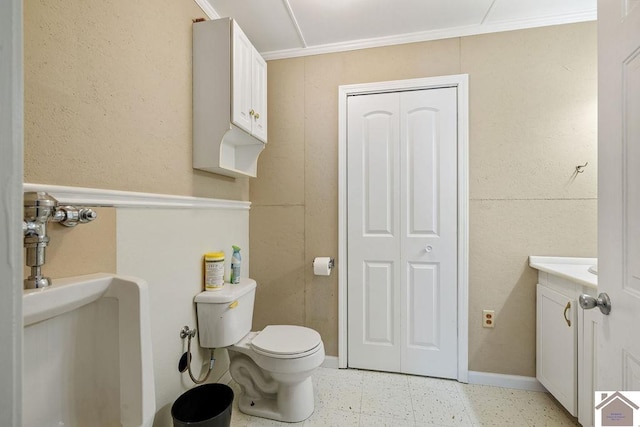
483;310;495;328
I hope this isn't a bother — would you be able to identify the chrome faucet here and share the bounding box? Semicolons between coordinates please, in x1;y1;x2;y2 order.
23;191;97;289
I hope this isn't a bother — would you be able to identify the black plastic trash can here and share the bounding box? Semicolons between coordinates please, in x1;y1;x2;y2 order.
171;383;234;427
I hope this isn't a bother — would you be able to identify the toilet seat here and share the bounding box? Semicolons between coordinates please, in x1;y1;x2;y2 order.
251;325;322;359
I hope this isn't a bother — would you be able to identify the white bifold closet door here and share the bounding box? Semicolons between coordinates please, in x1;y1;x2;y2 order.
347;88;458;378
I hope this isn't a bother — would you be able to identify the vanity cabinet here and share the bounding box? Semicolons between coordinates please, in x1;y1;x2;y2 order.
530;256;598;427
193;18;267;178
536;284;577;415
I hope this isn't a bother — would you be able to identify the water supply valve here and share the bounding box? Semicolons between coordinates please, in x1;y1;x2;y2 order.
23;191;98;289
56;206;98;227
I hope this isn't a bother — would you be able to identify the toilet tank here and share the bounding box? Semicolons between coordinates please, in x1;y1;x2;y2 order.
194;278;256;348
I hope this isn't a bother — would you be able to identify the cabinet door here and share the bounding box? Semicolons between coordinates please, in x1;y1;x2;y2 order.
231;21;253;134
536;284;577;416
251;49;267;142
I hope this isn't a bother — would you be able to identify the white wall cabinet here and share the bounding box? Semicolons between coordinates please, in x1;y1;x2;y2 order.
232;23;267;142
530;257;598;427
193;18;267;178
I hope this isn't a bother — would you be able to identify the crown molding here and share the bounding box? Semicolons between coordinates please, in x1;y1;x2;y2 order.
262;10;597;60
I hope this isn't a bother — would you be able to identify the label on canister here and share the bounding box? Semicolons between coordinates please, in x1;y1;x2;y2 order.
204;252;225;290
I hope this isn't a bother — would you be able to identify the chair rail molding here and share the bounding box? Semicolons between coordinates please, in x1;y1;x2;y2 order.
23;184;251;210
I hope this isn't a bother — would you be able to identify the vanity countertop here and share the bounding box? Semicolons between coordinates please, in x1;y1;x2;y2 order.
529;256;597;289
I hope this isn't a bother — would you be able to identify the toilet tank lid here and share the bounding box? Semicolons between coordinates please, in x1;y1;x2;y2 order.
194;278;256;303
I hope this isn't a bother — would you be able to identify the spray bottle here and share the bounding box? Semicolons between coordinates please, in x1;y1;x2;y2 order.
230;245;241;284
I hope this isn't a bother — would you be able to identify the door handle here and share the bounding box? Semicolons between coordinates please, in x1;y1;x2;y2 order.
579;292;612;315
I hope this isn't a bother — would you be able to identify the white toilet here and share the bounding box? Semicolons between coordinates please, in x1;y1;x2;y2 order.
194;278;325;423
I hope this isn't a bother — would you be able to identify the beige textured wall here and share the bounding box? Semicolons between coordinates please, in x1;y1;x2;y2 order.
24;0;248;201
24;0;248;286
463;25;597;376
251;22;597;376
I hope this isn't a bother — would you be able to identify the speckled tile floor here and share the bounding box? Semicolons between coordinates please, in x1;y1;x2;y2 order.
228;367;580;426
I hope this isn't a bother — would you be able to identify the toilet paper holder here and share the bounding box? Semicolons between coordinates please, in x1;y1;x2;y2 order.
312;257;334;269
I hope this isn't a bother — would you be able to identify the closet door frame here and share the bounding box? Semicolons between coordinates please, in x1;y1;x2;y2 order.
337;75;469;382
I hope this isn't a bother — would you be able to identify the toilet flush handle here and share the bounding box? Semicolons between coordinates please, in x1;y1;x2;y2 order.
229;300;239;309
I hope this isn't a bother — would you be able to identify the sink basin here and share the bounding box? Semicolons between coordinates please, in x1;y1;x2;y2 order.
588;265;598;275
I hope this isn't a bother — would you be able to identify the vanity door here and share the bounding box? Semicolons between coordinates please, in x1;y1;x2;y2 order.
536;284;577;416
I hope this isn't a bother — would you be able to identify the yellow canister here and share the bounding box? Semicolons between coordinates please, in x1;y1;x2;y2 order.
204;252;225;291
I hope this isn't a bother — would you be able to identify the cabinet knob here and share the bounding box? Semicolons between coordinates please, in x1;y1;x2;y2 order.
254;112;260;120
249;109;255;117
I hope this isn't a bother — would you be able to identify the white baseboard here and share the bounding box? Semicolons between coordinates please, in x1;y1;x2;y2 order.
468;370;546;392
318;363;543;392
322;356;340;369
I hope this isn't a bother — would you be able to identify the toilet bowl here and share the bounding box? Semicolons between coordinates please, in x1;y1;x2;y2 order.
229;325;325;422
194;279;325;423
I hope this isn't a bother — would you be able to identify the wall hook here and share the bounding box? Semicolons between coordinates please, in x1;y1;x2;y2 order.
575;162;588;174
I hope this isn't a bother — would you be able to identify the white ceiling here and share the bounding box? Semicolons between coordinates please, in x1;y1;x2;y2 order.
199;0;596;60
